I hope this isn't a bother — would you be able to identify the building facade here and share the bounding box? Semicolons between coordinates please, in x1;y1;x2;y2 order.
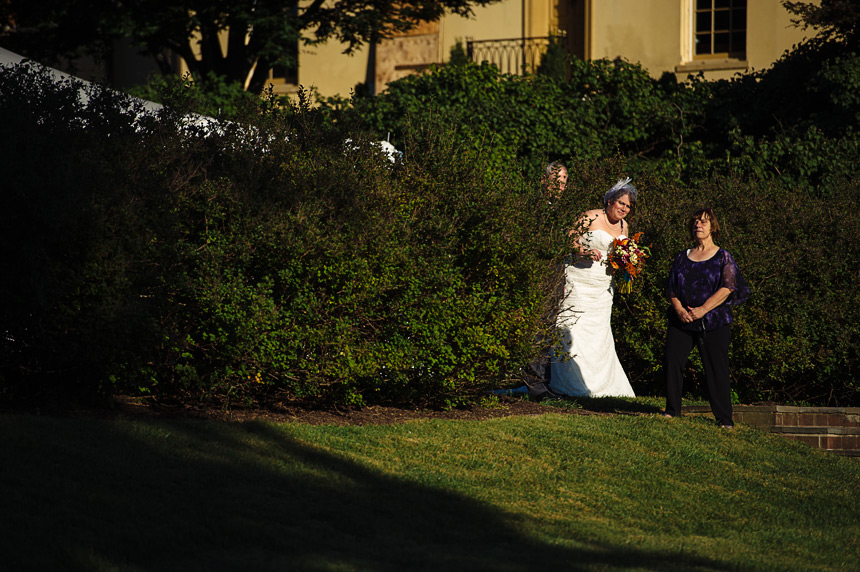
16;1;812;99
281;0;813;99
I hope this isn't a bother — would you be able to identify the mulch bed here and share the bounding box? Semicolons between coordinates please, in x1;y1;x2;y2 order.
4;396;810;427
104;394;589;426
5;390;676;426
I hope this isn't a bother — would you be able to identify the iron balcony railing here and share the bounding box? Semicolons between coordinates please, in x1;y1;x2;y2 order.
466;35;568;75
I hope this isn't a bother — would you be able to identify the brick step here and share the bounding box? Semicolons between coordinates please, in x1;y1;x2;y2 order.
681;405;860;455
779;434;860;456
774;411;860;429
771;426;860;435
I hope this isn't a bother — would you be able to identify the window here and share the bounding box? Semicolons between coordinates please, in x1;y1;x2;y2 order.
695;0;746;59
268;63;298;87
265;42;299;94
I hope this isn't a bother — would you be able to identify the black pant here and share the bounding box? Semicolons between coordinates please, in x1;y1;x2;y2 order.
525;263;564;393
664;323;734;426
524;343;553;391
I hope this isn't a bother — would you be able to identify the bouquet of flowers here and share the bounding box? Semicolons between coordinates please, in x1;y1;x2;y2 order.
607;232;651;294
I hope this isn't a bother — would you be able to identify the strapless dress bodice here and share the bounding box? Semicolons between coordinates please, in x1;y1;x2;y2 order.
581;229;625;253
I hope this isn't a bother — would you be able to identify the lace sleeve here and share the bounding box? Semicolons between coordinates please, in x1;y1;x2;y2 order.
721;250;751;305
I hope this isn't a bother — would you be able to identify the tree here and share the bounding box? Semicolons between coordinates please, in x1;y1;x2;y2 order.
0;0;500;92
782;0;860;47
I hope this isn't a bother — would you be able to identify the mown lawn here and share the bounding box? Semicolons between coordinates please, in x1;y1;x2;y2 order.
1;404;857;571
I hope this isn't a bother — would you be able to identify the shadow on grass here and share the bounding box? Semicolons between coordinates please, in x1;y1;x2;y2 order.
1;415;738;571
543;396;665;416
575;396;664;415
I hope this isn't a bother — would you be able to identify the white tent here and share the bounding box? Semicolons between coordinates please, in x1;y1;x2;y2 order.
1;46;400;161
0;46;163;114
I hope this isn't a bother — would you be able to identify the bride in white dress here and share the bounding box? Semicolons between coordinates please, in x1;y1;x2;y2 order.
549;178;637;398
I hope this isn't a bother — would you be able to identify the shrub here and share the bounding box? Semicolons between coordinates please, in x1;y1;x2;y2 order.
537;36;568;82
154;110;584;408
0;63;165;404
609;168;860;406
336;43;860;406
0;62;578;409
347;56;706;177
4;36;859;409
125;71;264;120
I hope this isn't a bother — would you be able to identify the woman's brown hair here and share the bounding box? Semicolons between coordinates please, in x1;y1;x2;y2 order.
687;208;721;242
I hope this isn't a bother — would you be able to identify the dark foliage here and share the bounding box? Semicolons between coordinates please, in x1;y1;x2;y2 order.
0;63;577;409
347;56;709;177
3;1;860;408
321;25;860;405
0;0;502;92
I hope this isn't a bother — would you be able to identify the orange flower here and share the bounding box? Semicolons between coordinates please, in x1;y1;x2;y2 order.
607;233;651;294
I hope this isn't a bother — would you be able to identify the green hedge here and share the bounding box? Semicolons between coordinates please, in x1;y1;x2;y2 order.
325;41;860;406
2;52;859;409
607;170;860;405
0;63;583;408
346;57;705;178
0;63;161;404
341;42;860;196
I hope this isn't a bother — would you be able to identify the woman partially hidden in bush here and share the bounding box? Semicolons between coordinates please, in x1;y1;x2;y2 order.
663;208;750;427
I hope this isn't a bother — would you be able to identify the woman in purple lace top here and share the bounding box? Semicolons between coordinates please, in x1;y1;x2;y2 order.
663;208;750;427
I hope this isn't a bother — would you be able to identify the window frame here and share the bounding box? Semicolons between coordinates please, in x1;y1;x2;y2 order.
693;0;747;60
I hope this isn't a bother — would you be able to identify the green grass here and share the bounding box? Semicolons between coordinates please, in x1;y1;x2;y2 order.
1;404;858;571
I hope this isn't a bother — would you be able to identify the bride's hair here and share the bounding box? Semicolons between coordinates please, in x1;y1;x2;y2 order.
603;177;638;207
687;207;721;241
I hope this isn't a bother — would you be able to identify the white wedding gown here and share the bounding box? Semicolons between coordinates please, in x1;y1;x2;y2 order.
550;229;635;397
